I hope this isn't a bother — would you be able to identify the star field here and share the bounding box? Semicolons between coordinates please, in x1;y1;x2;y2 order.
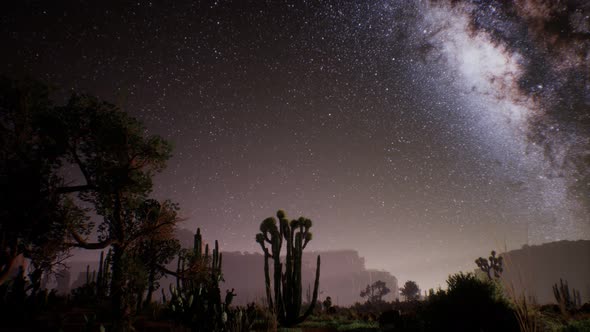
1;0;588;290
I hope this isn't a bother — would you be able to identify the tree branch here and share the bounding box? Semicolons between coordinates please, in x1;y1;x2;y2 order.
156;264;196;280
67;230;113;250
56;184;95;194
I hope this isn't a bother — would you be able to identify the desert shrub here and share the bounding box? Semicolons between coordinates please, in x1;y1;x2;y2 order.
562;318;590;332
352;300;395;316
422;272;519;332
379;310;402;330
70;281;99;305
379;308;423;332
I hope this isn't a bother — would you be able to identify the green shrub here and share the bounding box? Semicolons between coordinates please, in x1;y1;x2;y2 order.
562;318;590;332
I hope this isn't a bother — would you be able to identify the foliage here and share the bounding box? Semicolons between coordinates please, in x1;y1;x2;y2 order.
378;308;423;332
323;296;333;312
562;318;590;332
400;280;420;302
360;280;391;304
0;77;87;288
0;77;176;331
130;199;181;308
56;93;174;330
475;250;504;280
301;313;379;331
423;272;519;332
255;209;321;327
0;266;62;327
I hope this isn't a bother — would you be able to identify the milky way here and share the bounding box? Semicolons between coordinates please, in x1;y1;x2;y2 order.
420;0;589;242
1;0;588;290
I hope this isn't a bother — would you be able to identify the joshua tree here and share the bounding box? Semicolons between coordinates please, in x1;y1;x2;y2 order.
400;280;420;301
475;250;503;280
255;210;321;327
360;280;391;303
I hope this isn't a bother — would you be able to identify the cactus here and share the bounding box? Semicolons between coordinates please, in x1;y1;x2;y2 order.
96;250;111;297
553;278;581;315
475;250;503;280
255;210;321;327
225;288;237;307
70;250;111;305
164;228;231;332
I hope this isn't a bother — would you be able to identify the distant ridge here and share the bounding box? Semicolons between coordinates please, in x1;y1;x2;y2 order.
500;239;590;304
175;228;399;305
61;231;587;306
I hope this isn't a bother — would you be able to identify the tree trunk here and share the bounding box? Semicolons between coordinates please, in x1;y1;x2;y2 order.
144;269;155;308
110;244;126;332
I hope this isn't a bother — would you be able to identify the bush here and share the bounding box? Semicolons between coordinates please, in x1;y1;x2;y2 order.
422;272;519;332
562;318;590;332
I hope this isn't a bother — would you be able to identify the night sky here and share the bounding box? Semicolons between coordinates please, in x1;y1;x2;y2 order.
2;0;588;290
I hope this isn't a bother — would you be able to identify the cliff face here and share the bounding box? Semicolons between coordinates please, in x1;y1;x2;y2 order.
216;250;398;306
59;231;398;306
500;240;590;304
301;251;398;305
174;229;398;306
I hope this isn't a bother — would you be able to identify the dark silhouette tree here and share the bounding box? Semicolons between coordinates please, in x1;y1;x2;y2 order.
360;280;390;303
0;77;175;331
255;210;321;327
0;77;87;289
400;280;420;301
475;250;503;280
132;199;181;308
58;94;173;330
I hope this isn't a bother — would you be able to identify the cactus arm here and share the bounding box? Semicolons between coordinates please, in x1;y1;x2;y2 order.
296;255;321;325
263;250;274;311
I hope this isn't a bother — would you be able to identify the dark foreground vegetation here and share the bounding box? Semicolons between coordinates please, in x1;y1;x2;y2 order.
1;77;589;331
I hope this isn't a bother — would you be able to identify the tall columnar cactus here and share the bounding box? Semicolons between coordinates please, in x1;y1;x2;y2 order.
166;228;227;332
96;250;111;297
553;278;581;314
475;250;503;280
256;210;321;327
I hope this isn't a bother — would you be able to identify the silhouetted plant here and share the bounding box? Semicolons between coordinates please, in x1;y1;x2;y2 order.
400;280;420;301
70;250;111;306
553;278;582;316
323;296;333;312
255;209;321;327
58;94;173;331
361;280;391;304
0;77;177;331
224;302;258;332
423;272;518;332
165;228;233;332
96;250;111;298
132;199;181;308
475;250;503;280
0;77;86;291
